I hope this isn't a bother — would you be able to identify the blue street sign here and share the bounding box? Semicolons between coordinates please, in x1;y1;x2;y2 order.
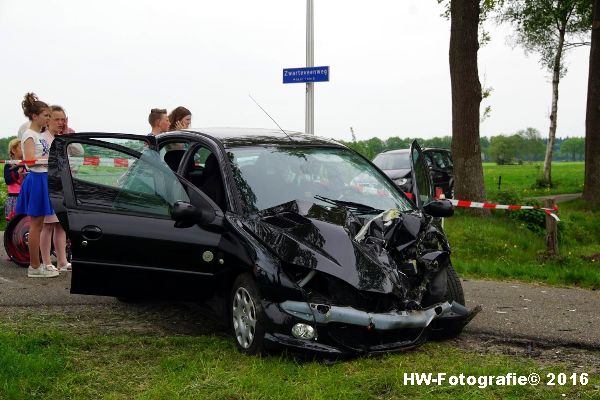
283;66;329;84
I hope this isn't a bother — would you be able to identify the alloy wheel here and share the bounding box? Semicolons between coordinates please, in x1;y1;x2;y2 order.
232;286;257;349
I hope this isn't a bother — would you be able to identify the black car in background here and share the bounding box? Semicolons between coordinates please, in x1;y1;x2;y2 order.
48;129;476;355
373;148;454;199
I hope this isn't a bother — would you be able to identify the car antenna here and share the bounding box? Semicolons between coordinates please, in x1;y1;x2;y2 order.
248;94;294;141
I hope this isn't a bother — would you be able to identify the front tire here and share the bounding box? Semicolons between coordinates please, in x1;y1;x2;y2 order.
428;263;468;340
446;263;465;305
230;273;266;355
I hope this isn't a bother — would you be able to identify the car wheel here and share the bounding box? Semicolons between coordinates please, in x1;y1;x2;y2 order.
4;214;31;267
230;273;266;355
446;263;465;305
427;263;467;340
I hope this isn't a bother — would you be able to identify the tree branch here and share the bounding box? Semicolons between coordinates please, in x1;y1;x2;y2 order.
564;41;592;48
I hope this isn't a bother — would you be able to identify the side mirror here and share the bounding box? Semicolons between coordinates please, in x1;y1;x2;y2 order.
171;201;219;228
423;199;454;218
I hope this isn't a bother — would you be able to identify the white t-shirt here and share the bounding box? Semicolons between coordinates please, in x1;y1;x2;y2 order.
17;121;31;140
21;128;50;173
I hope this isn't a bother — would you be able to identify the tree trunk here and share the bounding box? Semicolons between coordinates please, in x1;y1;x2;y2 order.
543;27;566;184
583;0;600;203
449;0;486;205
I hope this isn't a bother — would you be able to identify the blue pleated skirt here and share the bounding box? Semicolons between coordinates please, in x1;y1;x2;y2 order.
15;171;53;217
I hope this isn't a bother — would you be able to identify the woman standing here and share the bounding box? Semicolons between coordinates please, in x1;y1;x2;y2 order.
40;105;82;272
16;93;58;278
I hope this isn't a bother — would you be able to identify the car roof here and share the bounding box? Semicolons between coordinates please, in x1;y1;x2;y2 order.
377;149;410;155
377;147;451;155
159;127;344;148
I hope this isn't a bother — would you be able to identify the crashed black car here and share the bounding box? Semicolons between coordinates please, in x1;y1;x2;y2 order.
48;129;478;355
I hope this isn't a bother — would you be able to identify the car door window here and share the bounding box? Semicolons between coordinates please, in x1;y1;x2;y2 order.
181;145;227;211
68;139;190;218
423;153;433;168
442;152;453;168
411;143;434;208
431;152;447;169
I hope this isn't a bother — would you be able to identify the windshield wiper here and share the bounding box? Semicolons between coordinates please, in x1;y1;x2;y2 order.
314;195;384;214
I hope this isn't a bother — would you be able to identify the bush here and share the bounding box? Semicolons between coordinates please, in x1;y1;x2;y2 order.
489;190;562;237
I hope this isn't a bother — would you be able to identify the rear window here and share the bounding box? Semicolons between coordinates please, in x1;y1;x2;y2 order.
372;152;410;170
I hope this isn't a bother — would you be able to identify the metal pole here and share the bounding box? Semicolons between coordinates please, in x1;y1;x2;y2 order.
305;0;314;135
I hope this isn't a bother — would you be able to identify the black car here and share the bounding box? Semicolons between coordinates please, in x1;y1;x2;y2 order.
373;148;454;199
48;129;477;355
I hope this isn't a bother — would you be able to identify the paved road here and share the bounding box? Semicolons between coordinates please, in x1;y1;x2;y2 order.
533;193;582;203
462;279;599;349
1;237;598;348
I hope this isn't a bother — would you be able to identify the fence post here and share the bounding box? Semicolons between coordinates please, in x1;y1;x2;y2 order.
545;198;558;256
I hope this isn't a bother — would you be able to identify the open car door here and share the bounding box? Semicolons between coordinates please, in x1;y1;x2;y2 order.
409;140;434;209
48;133;224;301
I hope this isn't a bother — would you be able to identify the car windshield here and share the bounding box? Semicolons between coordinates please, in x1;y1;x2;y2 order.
228;146;413;213
372;152;411;170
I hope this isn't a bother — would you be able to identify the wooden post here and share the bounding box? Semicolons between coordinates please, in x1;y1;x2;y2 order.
545;198;559;256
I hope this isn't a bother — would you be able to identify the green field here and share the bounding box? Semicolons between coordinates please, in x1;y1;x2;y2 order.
1;324;597;400
483;162;584;198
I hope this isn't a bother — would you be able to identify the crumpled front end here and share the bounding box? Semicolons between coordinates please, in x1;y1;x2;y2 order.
244;200;480;354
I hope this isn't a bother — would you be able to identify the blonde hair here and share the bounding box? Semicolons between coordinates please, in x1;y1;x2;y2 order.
8;138;21;160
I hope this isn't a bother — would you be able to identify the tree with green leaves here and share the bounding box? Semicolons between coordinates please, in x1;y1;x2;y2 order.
0;137;16;161
499;0;593;184
516;127;546;161
560;137;586;160
489;135;518;164
583;0;600;203
385;136;411;151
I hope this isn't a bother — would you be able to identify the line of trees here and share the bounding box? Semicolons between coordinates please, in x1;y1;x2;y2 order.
342;130;586;164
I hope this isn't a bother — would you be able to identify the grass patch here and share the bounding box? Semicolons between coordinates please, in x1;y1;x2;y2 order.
483;162;584;198
445;199;600;288
0;324;598;399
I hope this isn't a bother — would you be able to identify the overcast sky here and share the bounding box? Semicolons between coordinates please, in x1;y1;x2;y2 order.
0;0;591;142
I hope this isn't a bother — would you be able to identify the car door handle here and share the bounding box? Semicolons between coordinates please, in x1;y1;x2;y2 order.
81;225;103;241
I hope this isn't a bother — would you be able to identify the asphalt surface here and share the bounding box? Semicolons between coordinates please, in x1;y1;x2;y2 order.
1;232;598;348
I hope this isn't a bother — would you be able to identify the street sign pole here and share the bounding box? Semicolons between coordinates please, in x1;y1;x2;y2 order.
306;0;314;135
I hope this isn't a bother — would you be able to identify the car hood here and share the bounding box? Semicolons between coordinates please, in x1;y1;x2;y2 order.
383;169;411;180
243;200;437;300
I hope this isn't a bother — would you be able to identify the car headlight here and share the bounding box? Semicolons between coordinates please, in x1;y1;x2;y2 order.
394;178;408;186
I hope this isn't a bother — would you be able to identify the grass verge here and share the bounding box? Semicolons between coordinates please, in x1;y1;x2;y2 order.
1;324;598;400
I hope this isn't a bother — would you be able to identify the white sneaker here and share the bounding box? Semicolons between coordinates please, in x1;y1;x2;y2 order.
46;264;60;273
58;263;72;272
27;265;59;278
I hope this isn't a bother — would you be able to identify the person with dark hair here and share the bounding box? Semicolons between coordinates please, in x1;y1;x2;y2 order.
148;108;169;136
39;105;82;272
169;106;192;130
16;92;58;278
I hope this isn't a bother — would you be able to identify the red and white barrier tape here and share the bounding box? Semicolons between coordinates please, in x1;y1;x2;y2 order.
447;199;560;221
406;189;560;221
1;157;133;168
